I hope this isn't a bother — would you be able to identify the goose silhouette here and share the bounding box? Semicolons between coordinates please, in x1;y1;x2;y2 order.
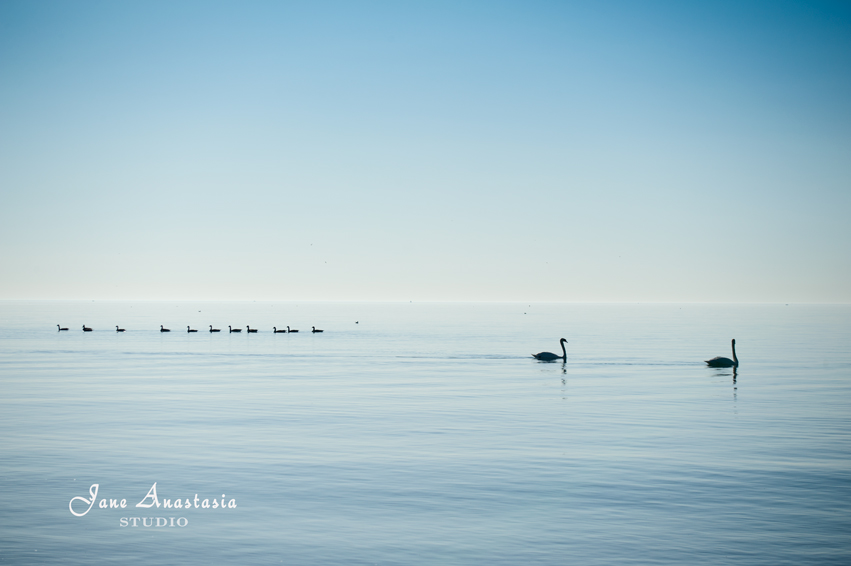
160;325;170;332
273;327;287;333
82;325;92;332
116;326;125;332
57;325;68;331
209;325;220;333
532;338;567;361
246;326;258;333
228;326;242;333
187;326;198;333
287;326;298;333
312;326;324;333
706;339;738;368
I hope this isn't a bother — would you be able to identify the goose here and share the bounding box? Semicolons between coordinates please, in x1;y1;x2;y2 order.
273;327;287;333
209;325;221;333
187;326;198;333
82;325;93;332
57;325;68;331
160;325;170;332
116;326;125;332
705;339;738;368
246;326;258;333
228;326;242;333
287;326;298;333
312;326;324;333
532;338;567;361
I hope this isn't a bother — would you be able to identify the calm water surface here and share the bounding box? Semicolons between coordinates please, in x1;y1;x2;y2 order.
0;302;849;565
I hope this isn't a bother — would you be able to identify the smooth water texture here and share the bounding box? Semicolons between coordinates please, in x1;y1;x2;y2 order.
0;302;849;565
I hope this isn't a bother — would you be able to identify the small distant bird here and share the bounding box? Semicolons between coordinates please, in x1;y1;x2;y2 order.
187;326;198;333
57;325;68;331
116;326;125;332
532;338;567;361
160;325;170;332
705;339;738;368
273;327;287;333
246;326;258;333
287;326;298;333
82;325;92;332
229;326;242;333
312;326;324;333
209;325;220;333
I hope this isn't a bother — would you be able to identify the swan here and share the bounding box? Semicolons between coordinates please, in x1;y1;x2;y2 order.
706;339;738;368
209;325;221;333
228;326;242;333
273;327;287;333
57;325;68;331
187;326;198;333
160;325;170;332
287;326;298;333
116;326;125;332
246;326;258;333
82;325;92;332
532;338;567;361
312;326;324;333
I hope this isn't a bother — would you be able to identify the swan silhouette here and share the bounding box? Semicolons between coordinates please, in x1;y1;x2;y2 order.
187;326;198;333
209;325;221;333
82;325;92;332
312;326;324;333
116;326;125;332
160;325;170;332
246;326;258;333
57;325;68;331
706;339;738;368
273;327;287;333
532;338;567;361
287;326;298;333
228;326;242;333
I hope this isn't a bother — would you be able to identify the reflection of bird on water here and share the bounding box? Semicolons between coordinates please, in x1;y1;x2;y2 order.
532;338;567;361
57;325;68;331
705;339;738;368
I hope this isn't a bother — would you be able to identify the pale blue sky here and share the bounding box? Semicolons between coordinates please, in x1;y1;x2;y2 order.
1;1;849;301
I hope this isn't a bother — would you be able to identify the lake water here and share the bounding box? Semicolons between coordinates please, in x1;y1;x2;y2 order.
0;301;849;565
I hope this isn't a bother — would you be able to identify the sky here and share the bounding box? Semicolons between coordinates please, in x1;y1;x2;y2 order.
0;0;849;302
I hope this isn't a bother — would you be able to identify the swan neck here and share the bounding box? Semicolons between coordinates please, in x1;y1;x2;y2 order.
732;340;738;365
